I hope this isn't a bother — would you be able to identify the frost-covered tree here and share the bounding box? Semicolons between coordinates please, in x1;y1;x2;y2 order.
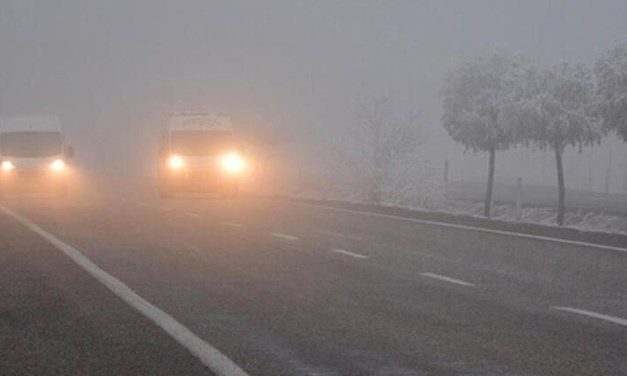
326;96;421;204
352;96;421;204
509;63;601;225
441;54;523;217
594;42;627;141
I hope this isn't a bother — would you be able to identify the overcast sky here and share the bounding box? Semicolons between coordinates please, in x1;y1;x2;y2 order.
1;0;626;188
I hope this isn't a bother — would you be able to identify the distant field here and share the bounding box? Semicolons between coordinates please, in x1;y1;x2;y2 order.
447;181;627;215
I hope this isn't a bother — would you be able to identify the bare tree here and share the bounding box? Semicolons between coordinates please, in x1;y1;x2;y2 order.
441;54;522;218
509;63;601;225
350;96;421;204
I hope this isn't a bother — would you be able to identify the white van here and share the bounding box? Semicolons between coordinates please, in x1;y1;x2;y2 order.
157;112;245;198
0;115;74;197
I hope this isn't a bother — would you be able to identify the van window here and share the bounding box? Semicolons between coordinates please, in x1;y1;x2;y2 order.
170;130;233;156
0;131;62;158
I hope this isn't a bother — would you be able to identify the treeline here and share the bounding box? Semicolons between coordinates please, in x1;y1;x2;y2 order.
441;43;627;225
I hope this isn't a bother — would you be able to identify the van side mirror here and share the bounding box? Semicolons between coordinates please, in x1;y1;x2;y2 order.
65;145;75;159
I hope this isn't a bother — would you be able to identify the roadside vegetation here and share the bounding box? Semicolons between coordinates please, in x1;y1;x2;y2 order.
442;42;627;225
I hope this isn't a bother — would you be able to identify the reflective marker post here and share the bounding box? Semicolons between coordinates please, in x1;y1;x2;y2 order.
516;177;523;221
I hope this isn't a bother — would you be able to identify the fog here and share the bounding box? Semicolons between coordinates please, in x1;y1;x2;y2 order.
1;0;626;195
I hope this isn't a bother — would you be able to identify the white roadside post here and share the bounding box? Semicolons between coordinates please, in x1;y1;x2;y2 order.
515;177;523;221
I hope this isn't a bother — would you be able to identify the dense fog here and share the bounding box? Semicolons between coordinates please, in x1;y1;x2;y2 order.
1;0;626;200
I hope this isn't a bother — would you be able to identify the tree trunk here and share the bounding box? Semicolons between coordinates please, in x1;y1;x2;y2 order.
554;143;566;226
484;146;496;218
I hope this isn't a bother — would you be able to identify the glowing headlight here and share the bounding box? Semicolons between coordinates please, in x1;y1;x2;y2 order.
50;159;66;171
220;153;245;173
168;155;184;169
2;160;15;171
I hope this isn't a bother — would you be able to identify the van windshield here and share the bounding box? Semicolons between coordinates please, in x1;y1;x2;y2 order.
170;130;233;156
1;131;62;158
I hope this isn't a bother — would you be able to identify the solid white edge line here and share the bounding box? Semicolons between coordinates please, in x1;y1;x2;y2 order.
186;212;202;218
270;232;300;241
330;248;369;259
285;201;627;254
552;306;627;327
420;272;476;287
0;205;248;376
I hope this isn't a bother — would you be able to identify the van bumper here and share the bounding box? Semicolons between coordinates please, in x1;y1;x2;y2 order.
0;169;69;194
158;168;240;193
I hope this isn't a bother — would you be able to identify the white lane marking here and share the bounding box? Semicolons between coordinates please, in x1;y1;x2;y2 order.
314;229;363;241
552;306;627;327
0;205;248;376
286;201;627;254
222;222;244;228
420;272;476;287
271;232;300;241
186;212;202;218
330;249;369;259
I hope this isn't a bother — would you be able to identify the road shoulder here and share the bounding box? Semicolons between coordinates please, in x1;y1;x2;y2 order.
0;211;214;376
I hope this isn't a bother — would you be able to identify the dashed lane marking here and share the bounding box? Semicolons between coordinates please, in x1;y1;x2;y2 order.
330;249;369;259
420;272;476;287
271;232;300;241
222;222;245;228
314;229;363;241
552;306;627;327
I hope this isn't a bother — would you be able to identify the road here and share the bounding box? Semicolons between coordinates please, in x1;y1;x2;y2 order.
1;175;626;375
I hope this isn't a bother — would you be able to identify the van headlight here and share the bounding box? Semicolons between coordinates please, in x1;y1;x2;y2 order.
50;159;66;172
2;160;15;171
168;155;184;169
220;153;245;173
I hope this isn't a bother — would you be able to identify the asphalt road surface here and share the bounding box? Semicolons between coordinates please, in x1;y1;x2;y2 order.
1;176;626;375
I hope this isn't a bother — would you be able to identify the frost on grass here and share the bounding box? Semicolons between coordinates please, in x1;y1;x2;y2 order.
442;200;627;235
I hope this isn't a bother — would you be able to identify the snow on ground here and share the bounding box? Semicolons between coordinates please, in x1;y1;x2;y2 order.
279;157;627;235
424;200;627;235
289;186;627;235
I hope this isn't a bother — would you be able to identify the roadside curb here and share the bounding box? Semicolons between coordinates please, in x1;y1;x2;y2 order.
268;195;627;252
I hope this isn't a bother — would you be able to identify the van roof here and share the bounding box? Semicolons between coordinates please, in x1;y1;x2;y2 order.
166;112;232;131
0;115;62;133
